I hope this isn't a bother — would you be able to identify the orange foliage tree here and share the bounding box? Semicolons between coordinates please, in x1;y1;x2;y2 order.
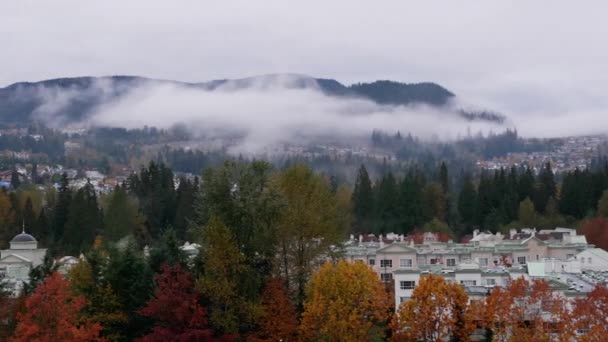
247;278;298;342
391;274;471;342
569;285;608;341
10;273;105;342
300;261;391;341
485;278;572;342
137;264;232;342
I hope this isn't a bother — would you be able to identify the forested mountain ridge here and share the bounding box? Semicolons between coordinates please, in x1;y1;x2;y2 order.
0;74;504;124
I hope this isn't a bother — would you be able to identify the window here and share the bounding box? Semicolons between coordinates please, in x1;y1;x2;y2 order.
400;281;416;290
536;254;540;261
517;256;526;264
486;279;496;286
588;257;592;264
380;273;393;283
581;258;585;264
430;258;438;265
400;297;408;303
566;254;574;260
479;258;489;267
460;280;477;286
380;259;392;268
399;259;412;268
446;258;456;267
368;259;375;266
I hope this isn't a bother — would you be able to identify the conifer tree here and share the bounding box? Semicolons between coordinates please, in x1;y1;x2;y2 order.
351;165;374;232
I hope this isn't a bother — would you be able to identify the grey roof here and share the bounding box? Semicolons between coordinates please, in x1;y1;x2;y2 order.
11;233;37;243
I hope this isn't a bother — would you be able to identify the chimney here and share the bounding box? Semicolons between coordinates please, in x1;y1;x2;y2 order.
473;229;479;238
350;234;354;241
510;229;517;239
358;234;363;245
400;234;404;242
379;234;384;248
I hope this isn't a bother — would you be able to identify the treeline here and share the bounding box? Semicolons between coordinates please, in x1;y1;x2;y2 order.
1;161;352;340
352;161;608;239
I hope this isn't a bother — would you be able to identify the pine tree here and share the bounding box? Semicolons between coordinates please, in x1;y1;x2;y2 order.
458;176;478;228
173;177;198;240
398;169;427;232
62;181;102;255
30;163;38;184
103;185;143;242
375;172;400;233
105;244;154;340
51;173;71;244
534;162;556;213
10;168;20;189
351;165;374;232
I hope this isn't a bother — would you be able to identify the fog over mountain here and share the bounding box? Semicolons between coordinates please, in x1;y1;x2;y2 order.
1;1;607;144
0;74;507;153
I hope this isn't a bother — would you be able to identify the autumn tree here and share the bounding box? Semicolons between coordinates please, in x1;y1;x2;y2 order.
518;197;537;227
569;285;608;342
10;273;105;342
138;264;231;341
485;278;571;342
391;274;471;342
248;278;298;342
578;217;608;250
300;261;391;341
197;216;254;335
69;246;128;342
277;165;345;308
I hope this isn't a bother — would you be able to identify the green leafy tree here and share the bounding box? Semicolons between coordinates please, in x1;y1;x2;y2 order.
276;164;344;308
197;216;252;334
518;197;537;227
195;160;284;296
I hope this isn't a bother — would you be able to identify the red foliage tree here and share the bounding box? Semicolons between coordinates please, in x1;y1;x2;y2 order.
136;264;233;342
578;217;608;250
10;273;105;342
247;278;298;341
570;285;608;341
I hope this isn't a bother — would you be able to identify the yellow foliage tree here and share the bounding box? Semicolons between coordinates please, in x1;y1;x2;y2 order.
391;274;471;342
300;261;391;341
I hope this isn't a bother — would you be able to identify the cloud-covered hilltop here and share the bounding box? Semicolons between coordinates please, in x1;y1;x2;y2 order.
0;74;503;125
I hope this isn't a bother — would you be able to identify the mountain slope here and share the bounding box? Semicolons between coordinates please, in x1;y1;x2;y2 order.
0;74;501;125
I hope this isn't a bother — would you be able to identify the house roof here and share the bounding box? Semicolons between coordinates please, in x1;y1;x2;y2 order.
0;253;32;264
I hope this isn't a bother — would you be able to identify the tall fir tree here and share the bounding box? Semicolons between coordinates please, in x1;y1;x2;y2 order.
351;165;374;232
62;181;102;255
458;175;478;229
51;173;71;245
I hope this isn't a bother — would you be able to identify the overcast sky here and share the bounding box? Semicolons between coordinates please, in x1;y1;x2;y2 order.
2;1;608;135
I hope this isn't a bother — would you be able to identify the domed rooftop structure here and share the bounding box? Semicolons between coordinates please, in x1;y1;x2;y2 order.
9;227;38;250
11;233;37;243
